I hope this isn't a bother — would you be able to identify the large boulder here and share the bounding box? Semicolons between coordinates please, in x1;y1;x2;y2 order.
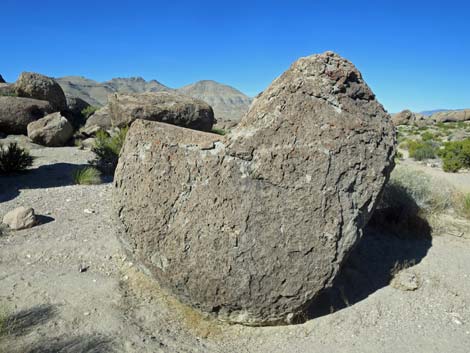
0;96;53;134
433;109;470;123
114;52;396;325
14;72;67;111
391;109;433;126
27;112;74;147
108;91;215;131
84;105;111;130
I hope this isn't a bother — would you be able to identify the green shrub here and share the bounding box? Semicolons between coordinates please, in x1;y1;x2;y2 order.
211;127;227;136
91;127;128;175
438;139;470;172
0;143;34;174
421;131;435;141
408;140;438;160
72;167;101;185
81;106;99;119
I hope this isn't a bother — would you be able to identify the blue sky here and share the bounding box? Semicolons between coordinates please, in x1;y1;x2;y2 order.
0;0;468;113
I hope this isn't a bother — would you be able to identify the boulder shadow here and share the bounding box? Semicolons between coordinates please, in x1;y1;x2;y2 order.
24;335;114;353
36;215;55;226
4;304;58;337
306;215;433;320
0;163;90;202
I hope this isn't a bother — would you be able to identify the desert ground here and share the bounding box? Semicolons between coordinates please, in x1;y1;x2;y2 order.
1;137;469;353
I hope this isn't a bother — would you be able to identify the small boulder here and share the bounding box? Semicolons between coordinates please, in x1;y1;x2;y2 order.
391;270;420;291
84;106;111;130
108;92;214;131
14;72;67;111
0;96;54;134
3;207;37;230
27;112;74;147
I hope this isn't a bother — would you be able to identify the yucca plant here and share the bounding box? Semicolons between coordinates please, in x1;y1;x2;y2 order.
72;166;101;185
0;142;34;174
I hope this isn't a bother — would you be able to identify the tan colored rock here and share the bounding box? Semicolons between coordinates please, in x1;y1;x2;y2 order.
84;106;111;130
108;91;214;131
114;52;396;325
15;72;67;111
3;207;37;230
27;112;74;147
433;109;470;123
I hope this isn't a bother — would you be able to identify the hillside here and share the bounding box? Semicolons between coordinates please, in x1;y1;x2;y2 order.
177;80;252;124
55;76;171;107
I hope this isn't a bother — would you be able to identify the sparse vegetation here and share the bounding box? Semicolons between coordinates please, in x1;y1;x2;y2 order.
91;127;128;175
0;143;34;174
454;193;470;219
72;166;101;185
438;139;470;172
211;127;227;136
81;105;99;119
0;91;18;97
408;140;438;161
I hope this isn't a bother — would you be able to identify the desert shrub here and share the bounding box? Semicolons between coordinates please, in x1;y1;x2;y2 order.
211;127;227;136
408;140;438;160
438;139;470;172
421;131;435;141
371;166;454;234
91;127;128;175
72;167;101;185
81;106;99;119
0;143;34;174
453;193;470;219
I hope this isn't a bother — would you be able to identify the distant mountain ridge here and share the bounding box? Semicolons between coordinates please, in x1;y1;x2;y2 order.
177;80;253;123
56;76;252;124
419;108;465;117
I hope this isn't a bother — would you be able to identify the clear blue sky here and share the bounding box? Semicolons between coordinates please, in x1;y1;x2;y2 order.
1;0;469;113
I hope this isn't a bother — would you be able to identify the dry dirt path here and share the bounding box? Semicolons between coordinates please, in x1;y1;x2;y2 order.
1;144;469;353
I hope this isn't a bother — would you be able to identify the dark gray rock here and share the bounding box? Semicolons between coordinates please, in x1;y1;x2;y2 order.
0;74;5;83
0;96;54;134
113;52;396;325
108;91;215;131
14;72;67;111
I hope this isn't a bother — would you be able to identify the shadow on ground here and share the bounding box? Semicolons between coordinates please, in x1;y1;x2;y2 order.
307;211;433;320
2;304;114;353
0;163;91;202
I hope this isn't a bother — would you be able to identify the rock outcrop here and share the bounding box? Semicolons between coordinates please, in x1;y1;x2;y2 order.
114;52;396;325
432;109;470;123
391;109;432;126
27;112;74;147
84;106;111;130
0;74;5;83
3;207;37;230
14;72;67;111
0;97;54;134
108;92;215;131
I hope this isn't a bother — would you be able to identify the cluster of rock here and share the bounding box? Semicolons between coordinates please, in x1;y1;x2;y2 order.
391;109;470;127
0;72;216;147
114;52;396;325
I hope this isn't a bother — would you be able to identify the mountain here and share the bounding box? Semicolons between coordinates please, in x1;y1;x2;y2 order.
177;80;252;124
55;76;171;107
419;109;464;117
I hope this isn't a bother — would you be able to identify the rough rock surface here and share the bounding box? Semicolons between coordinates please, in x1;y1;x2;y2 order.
3;206;37;230
433;109;470;123
0;96;53;134
27;112;74;147
15;72;67;111
108;92;215;131
114;52;396;325
84;106;111;130
66;96;91;117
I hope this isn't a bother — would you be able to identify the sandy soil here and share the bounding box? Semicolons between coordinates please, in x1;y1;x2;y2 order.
1;143;469;353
